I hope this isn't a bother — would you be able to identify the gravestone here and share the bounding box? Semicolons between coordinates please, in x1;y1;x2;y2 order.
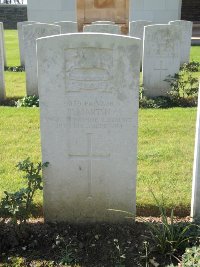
191;84;200;222
129;20;152;39
0;31;5;100
83;24;120;34
0;22;7;67
37;33;141;223
92;21;115;24
143;24;181;97
23;23;61;96
54;21;78;33
169;20;193;65
129;20;152;65
17;21;38;66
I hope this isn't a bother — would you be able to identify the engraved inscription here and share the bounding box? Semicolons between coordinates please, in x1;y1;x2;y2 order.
65;48;113;92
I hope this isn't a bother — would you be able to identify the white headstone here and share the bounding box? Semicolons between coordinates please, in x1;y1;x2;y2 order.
83;24;121;34
92;21;115;25
0;31;5;100
129;20;152;66
143;24;181;97
129;20;152;39
0;22;7;67
23;23;61;96
169;20;193;65
17;21;38;66
37;33;141;223
191;84;200;221
54;21;77;33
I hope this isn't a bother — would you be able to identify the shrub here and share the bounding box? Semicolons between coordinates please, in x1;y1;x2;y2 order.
1;158;49;223
16;95;39;107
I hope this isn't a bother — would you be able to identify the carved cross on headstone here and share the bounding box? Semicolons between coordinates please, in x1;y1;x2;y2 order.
154;60;168;85
69;133;110;197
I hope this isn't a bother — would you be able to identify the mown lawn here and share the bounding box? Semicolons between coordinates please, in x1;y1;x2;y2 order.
0;107;197;215
0;30;200;216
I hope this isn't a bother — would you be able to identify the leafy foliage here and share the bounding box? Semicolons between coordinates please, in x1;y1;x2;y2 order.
182;246;200;267
145;192;199;258
1;158;49;223
165;61;199;99
16;95;39;107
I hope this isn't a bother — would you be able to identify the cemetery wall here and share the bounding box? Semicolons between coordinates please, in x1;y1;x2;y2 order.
181;0;200;22
129;0;182;23
27;0;76;23
0;4;27;29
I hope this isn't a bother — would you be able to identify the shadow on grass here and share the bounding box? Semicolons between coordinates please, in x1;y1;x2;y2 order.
0;97;21;107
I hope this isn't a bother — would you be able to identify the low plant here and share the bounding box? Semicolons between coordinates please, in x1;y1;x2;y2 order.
181;246;200;266
1;158;49;223
16;95;39;107
4;66;25;72
146;192;199;260
165;61;199;99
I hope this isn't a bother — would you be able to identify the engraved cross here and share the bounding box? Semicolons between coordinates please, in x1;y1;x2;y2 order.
69;133;110;197
154;60;168;84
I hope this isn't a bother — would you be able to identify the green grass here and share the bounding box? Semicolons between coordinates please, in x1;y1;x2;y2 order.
0;107;197;214
4;30;20;66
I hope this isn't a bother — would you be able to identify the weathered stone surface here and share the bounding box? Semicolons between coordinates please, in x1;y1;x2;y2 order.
129;20;152;65
37;33;141;223
23;23;61;96
143;24;181;97
0;22;7;67
129;20;152;39
130;0;182;23
17;21;37;66
92;21;115;24
0;30;5;100
54;21;77;33
83;24;120;34
169;20;193;64
191;84;200;221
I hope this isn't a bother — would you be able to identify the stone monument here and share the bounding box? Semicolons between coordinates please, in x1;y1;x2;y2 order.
169;20;193;65
0;31;5;100
54;21;78;33
191;84;200;222
37;33;141;223
83;24;121;34
17;21;38;66
143;24;181;97
23;23;61;96
0;22;7;67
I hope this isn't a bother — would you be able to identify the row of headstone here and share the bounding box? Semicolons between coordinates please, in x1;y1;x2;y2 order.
17;19;192;98
129;20;193;97
37;33;141;222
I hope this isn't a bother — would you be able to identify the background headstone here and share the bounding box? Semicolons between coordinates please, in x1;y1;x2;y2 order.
191;84;200;222
83;24;121;34
0;31;5;100
37;33;141;223
143;24;181;97
129;20;152;39
23;23;61;96
129;20;152;65
92;21;115;24
0;22;7;67
17;21;38;66
54;21;78;33
169;20;193;64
